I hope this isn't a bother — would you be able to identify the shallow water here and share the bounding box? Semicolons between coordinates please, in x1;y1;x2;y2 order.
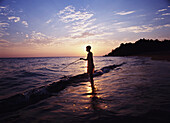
0;56;170;122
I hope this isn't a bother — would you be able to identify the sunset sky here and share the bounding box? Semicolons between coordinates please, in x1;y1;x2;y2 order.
0;0;170;57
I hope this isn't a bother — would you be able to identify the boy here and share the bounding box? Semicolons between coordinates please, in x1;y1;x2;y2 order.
80;45;95;89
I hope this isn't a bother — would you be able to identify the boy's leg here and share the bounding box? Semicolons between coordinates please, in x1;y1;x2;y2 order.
90;73;95;89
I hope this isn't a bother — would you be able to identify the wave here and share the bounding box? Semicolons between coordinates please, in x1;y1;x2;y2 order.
0;63;125;114
36;67;59;72
94;63;125;76
16;70;45;77
101;59;114;62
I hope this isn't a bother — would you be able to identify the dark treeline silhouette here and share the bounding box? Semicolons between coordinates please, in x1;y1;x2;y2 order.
105;38;170;56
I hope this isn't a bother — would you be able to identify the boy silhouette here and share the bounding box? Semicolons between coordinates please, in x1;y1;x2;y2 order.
80;45;95;89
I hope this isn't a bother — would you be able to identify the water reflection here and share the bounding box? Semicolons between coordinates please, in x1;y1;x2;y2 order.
89;88;101;111
85;83;101;111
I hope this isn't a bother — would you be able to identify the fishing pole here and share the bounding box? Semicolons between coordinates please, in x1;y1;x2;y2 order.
60;59;80;71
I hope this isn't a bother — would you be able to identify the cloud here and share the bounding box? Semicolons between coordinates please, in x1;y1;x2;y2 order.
31;31;48;40
58;5;114;40
0;6;6;9
0;39;9;43
164;24;170;27
25;34;29;38
22;21;28;27
8;16;20;22
158;9;167;12
117;24;170;33
153;17;164;21
113;22;126;25
70;19;96;33
26;31;55;46
0;6;7;16
18;9;23;13
58;5;93;23
156;8;168;14
46;19;52;24
71;32;95;39
137;14;146;17
118;25;153;33
0;39;10;47
0;6;15;16
162;13;170;15
58;5;97;39
0;23;9;37
69;22;109;39
58;5;75;15
0;22;9;27
115;11;135;15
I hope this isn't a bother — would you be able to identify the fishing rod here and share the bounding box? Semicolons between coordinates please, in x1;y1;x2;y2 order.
60;59;80;71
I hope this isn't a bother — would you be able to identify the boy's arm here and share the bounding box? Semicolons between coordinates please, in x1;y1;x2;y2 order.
80;58;87;60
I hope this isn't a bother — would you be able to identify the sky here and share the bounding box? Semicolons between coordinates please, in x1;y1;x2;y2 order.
0;0;170;57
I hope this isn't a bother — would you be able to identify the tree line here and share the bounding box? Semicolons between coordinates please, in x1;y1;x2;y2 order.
105;38;170;56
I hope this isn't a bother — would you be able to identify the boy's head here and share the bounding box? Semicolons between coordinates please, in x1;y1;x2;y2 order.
86;45;91;52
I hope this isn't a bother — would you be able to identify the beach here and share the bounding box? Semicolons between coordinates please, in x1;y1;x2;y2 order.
0;56;170;123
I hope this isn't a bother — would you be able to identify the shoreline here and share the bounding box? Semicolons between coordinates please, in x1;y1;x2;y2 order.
136;51;170;62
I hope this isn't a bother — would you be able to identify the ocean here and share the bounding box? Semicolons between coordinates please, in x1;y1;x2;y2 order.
0;56;170;123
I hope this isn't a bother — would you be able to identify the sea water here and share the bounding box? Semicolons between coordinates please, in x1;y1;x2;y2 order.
0;56;125;99
0;56;170;122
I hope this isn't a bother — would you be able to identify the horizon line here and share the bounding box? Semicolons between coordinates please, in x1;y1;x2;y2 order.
0;56;103;59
